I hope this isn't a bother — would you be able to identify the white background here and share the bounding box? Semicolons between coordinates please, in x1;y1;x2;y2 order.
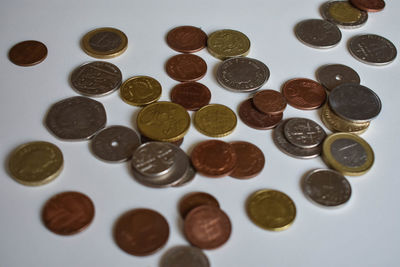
0;0;399;266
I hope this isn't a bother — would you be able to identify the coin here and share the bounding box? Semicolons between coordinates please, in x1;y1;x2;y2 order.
45;96;107;140
179;192;220;218
216;57;270;92
247;189;296;231
229;141;265;179
303;169;351;207
170;82;211;111
239;99;283;130
114;208;169;256
194;104;237;137
316;64;360;91
295;19;342;48
252;89;287;115
350;0;385;12
8;141;63;186
207;29;250;60
282;78;327;110
140;134;184;147
120;76;162;106
283;118;326;149
81;27;128;59
70;61;122;97
322;132;374;176
166;26;207;53
8;40;47;66
184;205;231;249
349;34;397;65
42;191;95;235
172;163;196;187
160;245;210;267
321;1;368;29
166;54;207;82
91;125;140;162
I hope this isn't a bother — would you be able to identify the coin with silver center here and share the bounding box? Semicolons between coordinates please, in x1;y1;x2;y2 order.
160;245;210;267
316;64;360;91
283;118;326;149
321;0;368;29
295;19;342;49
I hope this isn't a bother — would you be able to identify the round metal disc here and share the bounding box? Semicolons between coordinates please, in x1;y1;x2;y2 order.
295;19;342;49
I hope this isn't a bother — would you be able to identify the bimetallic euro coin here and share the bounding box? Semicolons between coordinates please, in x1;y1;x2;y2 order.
321;1;368;29
194;104;237;137
207;29;250;60
295;19;342;49
120;76;162;106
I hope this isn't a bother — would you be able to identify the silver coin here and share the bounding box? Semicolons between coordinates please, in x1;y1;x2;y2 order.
160;245;210;267
349;34;397;65
330;138;367;168
172;163;196;187
216;57;270;92
45;96;106;140
303;169;351;207
328;83;381;123
295;19;342;49
70;61;122;97
320;0;368;29
283;118;326;149
91;125;140;162
316;64;360;91
273;119;321;159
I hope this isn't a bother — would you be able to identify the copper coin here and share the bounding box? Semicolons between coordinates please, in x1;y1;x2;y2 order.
252;89;287;115
179;192;220;218
140;134;183;147
8;40;47;66
170;82;211;111
166;54;207;82
238;98;283;130
282;78;327;110
114;208;169;256
350;0;385;12
42;191;95;235
166;26;207;53
184;205;231;250
191;140;237;177
229;141;265;179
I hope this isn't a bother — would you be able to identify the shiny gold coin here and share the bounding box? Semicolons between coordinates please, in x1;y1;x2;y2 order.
137;101;190;142
207;29;250;60
322;133;374;176
120;76;161;106
247;189;296;231
8;141;63;186
194;104;237;137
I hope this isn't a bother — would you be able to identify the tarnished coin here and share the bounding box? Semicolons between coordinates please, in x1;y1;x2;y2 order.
321;0;368;29
114;209;169;256
229;141;265;179
170;82;211;111
140;134;184;147
216;57;270;92
179;192;220;218
303;169;351;207
81;27;128;59
42;191;95;235
8;40;47;66
91;125;140;162
120;76;162;106
166;26;207;53
283;118;326;149
8;141;63;186
166;54;207;82
45;96;106;140
350;0;385;12
316;64;360;91
238;99;283;130
194;104;237;137
252;89;287;115
70;61;122;97
295;19;342;48
160;245;210;267
349;34;397;65
207;29;250;60
282;78;326;110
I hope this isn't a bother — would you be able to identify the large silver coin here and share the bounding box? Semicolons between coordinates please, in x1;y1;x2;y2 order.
172;163;196;187
316;64;360;91
283;118;326;149
295;19;342;49
160;245;210;267
45;96;106;140
216;57;270;92
321;0;368;29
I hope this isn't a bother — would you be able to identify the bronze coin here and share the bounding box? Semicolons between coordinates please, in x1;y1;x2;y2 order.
238;98;283;130
170;82;211;111
166;26;207;53
42;191;95;235
252;89;287;115
282;78;327;110
191;140;237;178
179;192;220;218
184;205;231;250
166;54;207;82
8;40;47;66
140;134;183;147
350;0;385;12
114;208;169;256
229;141;265;179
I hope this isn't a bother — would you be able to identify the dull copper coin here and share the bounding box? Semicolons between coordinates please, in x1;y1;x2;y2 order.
229;141;265;179
184;205;231;250
282;78;327;110
179;192;220;218
166;54;207;82
9;40;47;66
239;98;283;130
166;26;207;53
253;89;287;115
140;134;183;147
170;82;211;111
350;0;385;12
42;191;95;235
114;208;169;256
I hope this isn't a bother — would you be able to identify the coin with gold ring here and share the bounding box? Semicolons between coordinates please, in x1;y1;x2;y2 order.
121;76;162;106
194;104;237;137
207;29;250;60
321;0;368;29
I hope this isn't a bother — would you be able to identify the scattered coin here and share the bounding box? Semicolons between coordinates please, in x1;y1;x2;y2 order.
166;54;207;82
350;0;385;12
8;40;47;66
282;78;326;110
160;245;210;267
207;29;250;60
252;89;287;115
295;19;342;48
170;82;211;111
171;163;196;187
166;26;207;53
316;64;360;91
238;99;283;130
229;141;265;179
140;134;184;147
179;192;220;218
321;0;368;29
194;104;237;137
283;118;326;149
120;76;162;106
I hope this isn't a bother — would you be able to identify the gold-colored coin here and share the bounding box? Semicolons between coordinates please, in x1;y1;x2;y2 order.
120;76;161;106
8;141;63;186
247;189;296;231
81;27;128;59
207;29;250;60
322;133;374;176
329;2;363;24
194;104;237;137
137;101;190;142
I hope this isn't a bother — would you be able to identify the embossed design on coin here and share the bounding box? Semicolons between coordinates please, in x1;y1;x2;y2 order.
120;76;162;106
207;29;250;60
316;64;360;91
252;89;287;115
229;141;265;179
8;40;47;66
283;118;326;149
82;27;128;59
166;26;207;53
170;82;211;111
350;0;385;12
194;104;237;137
179;192;220;218
160;245;210;267
295;19;342;48
239;99;283;130
321;0;368;29
282;78;326;110
166;54;207;82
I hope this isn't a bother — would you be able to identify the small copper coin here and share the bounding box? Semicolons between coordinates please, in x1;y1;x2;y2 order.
166;54;207;82
179;192;220;218
140;134;183;147
253;89;287;115
170;82;211;111
229;141;265;179
166;26;207;53
282;78;327;110
239;99;283;130
184;205;231;250
42;191;95;235
350;0;385;12
114;208;169;256
9;40;47;66
191;140;237;177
